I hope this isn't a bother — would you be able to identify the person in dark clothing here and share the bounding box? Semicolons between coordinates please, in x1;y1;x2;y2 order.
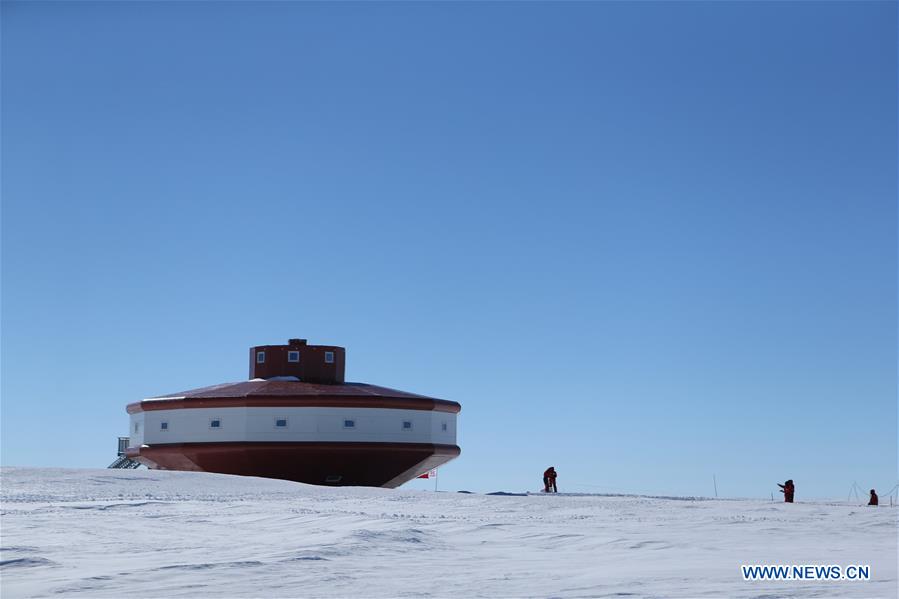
868;489;878;506
777;479;795;503
543;467;558;493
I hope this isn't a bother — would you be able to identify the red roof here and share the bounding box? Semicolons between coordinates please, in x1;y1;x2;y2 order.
128;379;461;415
151;380;442;400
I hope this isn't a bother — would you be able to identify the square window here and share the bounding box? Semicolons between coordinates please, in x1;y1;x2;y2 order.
325;351;334;364
161;422;168;431
343;419;355;429
210;419;221;429
441;422;447;432
287;351;300;363
256;351;265;364
402;421;413;430
275;418;288;428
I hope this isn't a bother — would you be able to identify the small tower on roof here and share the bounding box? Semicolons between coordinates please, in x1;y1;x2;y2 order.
249;338;346;384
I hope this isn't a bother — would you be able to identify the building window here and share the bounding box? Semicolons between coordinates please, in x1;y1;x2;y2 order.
325;351;335;364
275;418;288;428
402;421;413;430
442;422;447;432
161;422;169;431
343;419;355;429
287;351;300;363
210;418;221;429
256;351;265;364
134;422;140;433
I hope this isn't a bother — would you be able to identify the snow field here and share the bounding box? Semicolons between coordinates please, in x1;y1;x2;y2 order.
1;468;896;598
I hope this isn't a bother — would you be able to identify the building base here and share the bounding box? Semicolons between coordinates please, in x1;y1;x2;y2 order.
127;441;460;488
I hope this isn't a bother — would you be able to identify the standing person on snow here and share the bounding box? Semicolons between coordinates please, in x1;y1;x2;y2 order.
543;467;558;493
868;489;878;506
777;479;795;503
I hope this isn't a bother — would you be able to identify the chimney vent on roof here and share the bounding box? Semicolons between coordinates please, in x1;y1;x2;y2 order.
288;338;307;346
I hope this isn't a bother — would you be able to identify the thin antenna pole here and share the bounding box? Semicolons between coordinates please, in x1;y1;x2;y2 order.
848;481;864;503
713;475;718;498
884;483;899;506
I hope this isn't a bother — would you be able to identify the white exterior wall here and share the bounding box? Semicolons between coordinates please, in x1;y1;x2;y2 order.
129;407;457;448
130;412;146;447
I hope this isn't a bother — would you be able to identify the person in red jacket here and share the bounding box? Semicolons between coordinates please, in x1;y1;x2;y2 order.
543;467;558;493
868;489;878;506
777;479;795;503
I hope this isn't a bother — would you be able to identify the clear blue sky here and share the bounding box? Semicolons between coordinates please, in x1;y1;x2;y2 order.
2;1;896;498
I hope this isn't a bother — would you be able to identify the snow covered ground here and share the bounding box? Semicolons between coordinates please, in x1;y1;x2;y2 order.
1;468;896;598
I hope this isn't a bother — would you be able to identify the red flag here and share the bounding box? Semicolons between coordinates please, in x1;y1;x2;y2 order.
417;468;437;479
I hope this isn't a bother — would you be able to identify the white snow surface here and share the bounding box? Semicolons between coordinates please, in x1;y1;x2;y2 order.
1;468;896;598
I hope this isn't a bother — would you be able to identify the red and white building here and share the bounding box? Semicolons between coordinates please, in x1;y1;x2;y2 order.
125;339;461;487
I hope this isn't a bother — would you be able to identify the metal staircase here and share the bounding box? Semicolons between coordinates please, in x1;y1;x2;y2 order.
108;455;142;469
108;436;142;469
